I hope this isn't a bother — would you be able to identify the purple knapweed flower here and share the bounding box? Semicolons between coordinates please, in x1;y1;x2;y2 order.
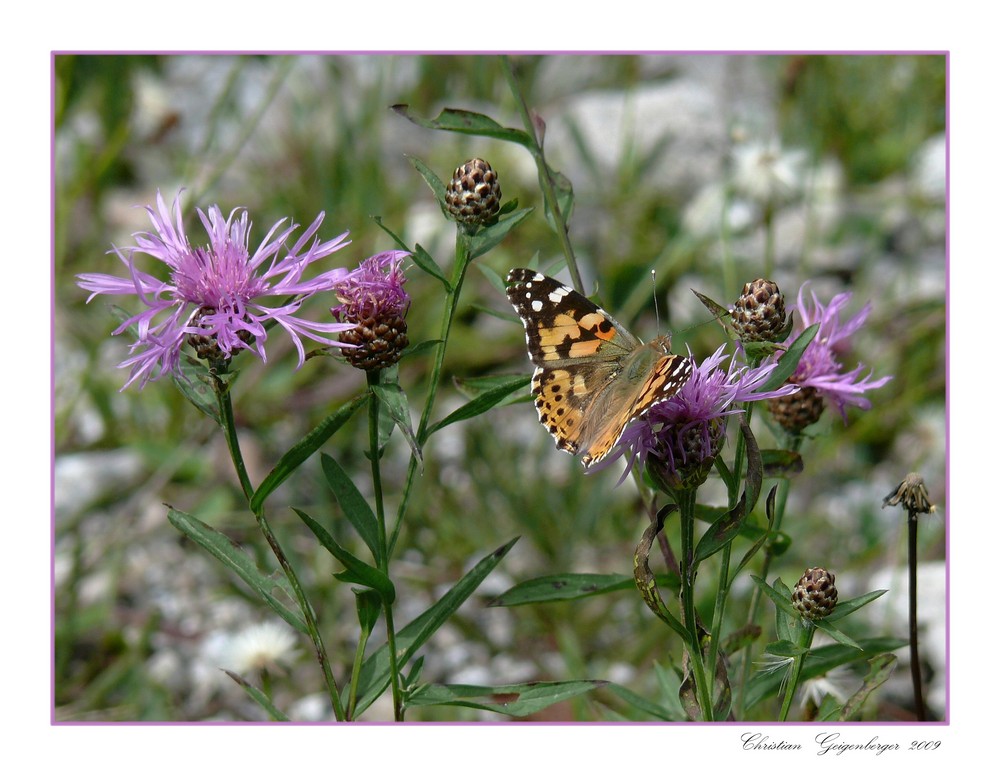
612;345;798;490
776;283;893;425
332;250;411;371
77;190;356;390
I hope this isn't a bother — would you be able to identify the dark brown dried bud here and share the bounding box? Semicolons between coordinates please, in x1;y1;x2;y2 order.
792;567;838;621
731;278;787;342
444;158;502;224
339;313;409;372
767;383;824;433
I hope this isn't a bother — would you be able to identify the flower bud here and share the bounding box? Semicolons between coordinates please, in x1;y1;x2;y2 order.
767;382;824;433
731;278;787;342
792;567;838;621
445;158;502;224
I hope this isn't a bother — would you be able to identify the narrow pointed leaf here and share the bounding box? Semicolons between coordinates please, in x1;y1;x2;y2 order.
347;537;519;718
371;382;422;467
488;573;638;607
250;393;369;512
824;589;888;622
167;508;306;634
425;374;531;438
410;243;449;287
320;453;380;563
466;208;534;260
813;618;864;650
838;654;897;720
391;105;535;147
760;323;819;392
405;154;448;204
294;508;395;603
406;680;605;717
604;682;680;721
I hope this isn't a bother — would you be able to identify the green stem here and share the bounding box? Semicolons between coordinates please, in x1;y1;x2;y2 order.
779;623;814;721
215;375;346;721
368;369;403;721
677;488;714;720
500;55;583;292
389;234;473;557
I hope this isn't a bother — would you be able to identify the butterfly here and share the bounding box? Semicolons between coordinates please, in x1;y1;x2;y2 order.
506;268;692;468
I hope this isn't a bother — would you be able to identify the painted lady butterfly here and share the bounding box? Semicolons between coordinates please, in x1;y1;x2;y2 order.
506;268;692;468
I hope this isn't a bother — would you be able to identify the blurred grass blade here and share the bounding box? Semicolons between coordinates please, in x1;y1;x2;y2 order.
425;375;530;439
488;573;637;606
167;508;306;634
347;537;519;717
250;392;369;513
293;508;395;603
604;682;680;721
406;680;605;718
321;453;380;563
224;670;290;721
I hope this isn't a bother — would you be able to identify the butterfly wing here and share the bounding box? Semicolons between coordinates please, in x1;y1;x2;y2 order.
506;268;690;467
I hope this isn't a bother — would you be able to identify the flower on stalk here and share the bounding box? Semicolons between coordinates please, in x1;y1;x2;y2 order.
77;190;356;390
332;250;411;371
882;472;936;515
444;158;502;225
767;283;892;433
792;567;838;621
613;345;798;491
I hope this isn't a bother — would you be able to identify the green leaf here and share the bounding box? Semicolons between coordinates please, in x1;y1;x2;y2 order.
732;486;779;579
633;505;689;640
166;508;306;634
223;670;290;721
320;453;380;563
406;154;448;204
751;574;801;621
692;289;732;325
488;573;639;607
465;208;534;261
371;382;422;467
813;618;864;650
250;393;369;513
347;537;519;718
825;589;888;622
411;244;450;288
406;680;605;718
603;681;680;721
760;323;819;392
391;105;535;147
743;638;907;711
171;360;226;424
425;374;531;439
694;493;747;565
838;653;897;720
293;508;395;603
403;339;444;359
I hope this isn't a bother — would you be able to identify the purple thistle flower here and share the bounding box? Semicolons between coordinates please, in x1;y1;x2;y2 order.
782;283;893;420
331;250;411;322
612;345;797;489
332;250;411;372
77;190;356;390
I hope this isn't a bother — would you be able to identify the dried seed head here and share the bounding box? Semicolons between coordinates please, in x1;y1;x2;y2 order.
792;567;839;621
731;278;787;342
882;472;936;515
445;158;502;224
767;382;824;433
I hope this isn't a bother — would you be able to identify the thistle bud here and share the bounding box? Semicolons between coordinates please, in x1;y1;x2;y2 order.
731;278;787;342
792;567;838;621
445;158;502;224
767;383;824;434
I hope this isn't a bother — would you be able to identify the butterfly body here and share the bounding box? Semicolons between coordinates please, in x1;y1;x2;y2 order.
506;268;692;467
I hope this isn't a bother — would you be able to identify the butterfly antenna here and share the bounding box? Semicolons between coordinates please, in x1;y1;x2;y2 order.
651;269;661;335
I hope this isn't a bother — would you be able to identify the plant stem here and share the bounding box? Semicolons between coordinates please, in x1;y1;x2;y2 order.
500;55;583;292
907;509;927;721
215;375;346;721
389;233;473;557
368;369;404;721
677;488;714;720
